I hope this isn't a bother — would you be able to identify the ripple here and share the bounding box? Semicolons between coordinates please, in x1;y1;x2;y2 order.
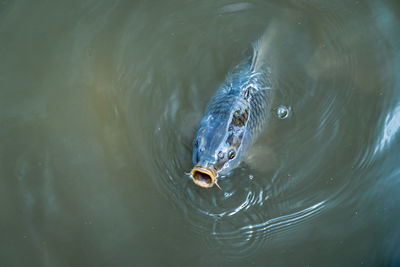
142;7;356;257
110;0;400;260
206;201;326;259
374;102;400;156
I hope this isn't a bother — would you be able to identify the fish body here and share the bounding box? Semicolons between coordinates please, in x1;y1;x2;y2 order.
191;37;273;188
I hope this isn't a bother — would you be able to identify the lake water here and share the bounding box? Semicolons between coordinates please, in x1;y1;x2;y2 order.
1;0;400;266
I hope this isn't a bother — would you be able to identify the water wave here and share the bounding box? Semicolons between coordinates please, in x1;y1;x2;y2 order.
110;0;400;259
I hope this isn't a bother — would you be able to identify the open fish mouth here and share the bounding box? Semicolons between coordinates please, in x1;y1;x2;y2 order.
191;166;217;188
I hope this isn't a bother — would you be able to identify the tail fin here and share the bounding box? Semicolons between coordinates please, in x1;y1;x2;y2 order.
249;20;279;73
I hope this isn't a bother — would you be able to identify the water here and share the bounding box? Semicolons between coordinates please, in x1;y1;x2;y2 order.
1;0;400;266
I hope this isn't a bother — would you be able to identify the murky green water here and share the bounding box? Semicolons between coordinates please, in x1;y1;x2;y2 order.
1;0;400;266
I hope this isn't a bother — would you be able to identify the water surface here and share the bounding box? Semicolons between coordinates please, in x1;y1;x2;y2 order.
1;0;400;266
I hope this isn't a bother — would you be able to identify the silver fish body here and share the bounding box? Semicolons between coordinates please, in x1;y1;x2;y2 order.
191;37;273;188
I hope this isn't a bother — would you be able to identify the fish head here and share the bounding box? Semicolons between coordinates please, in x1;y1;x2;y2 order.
191;115;247;188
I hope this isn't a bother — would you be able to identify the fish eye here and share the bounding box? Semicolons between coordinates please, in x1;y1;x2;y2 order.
228;150;236;160
218;151;224;159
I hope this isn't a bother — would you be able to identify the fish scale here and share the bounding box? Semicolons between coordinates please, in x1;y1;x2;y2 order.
203;60;271;141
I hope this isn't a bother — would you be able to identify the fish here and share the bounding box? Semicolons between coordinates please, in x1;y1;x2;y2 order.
191;33;274;188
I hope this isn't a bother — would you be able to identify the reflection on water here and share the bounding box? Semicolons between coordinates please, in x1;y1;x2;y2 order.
1;0;400;266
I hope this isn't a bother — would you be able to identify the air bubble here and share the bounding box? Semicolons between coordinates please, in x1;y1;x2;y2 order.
276;106;291;119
